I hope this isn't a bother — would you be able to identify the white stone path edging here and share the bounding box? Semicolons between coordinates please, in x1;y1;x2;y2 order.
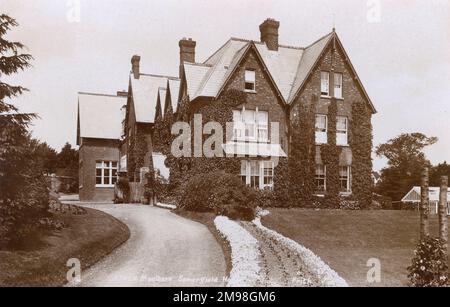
214;216;261;287
155;202;177;210
252;217;348;287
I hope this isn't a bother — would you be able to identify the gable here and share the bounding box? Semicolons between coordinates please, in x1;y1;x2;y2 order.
289;32;376;113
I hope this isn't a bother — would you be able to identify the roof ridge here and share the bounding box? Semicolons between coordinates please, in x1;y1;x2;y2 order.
196;40;250;98
78;92;125;98
203;38;233;64
287;32;334;100
184;62;213;68
304;31;334;49
136;72;178;80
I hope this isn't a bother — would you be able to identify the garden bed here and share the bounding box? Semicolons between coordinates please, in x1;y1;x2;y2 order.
0;206;130;286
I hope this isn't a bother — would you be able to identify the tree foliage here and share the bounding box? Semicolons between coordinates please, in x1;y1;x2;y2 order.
376;133;436;201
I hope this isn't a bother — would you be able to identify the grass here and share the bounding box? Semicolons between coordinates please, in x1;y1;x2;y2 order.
175;209;232;278
262;209;450;287
0;207;130;287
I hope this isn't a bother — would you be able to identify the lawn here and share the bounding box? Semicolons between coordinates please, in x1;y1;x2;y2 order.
0;206;130;287
262;209;450;287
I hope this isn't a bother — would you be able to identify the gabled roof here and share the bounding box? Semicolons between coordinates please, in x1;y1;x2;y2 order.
157;87;166;119
183;62;211;99
130;73;177;123
288;32;333;102
402;186;450;203
182;32;376;113
77;92;126;141
167;78;181;112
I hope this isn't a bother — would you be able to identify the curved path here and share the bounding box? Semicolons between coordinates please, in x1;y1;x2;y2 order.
71;204;226;287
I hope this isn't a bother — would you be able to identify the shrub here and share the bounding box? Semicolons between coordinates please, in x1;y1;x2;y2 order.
179;171;257;220
407;236;449;287
115;177;130;203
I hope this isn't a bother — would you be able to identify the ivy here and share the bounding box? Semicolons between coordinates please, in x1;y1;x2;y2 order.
288;95;316;206
321;98;340;208
350;100;373;208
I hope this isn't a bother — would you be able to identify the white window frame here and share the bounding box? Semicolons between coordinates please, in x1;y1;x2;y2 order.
232;108;268;143
95;161;118;187
315;164;326;193
240;160;274;190
315;114;328;144
336;116;348;146
257;110;269;143
334;72;343;99
321;71;330;97
339;166;351;193
244;70;256;92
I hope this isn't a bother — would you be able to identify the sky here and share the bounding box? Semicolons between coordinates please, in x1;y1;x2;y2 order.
2;0;450;171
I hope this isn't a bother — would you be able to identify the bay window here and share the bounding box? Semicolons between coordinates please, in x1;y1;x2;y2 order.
336;116;348;146
240;160;274;190
232;108;269;142
96;161;118;187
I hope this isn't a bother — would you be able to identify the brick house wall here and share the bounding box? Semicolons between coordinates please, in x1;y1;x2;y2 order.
290;42;373;193
79;138;120;201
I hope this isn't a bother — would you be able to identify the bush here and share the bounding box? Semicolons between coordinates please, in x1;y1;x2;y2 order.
179;171;257;221
115;177;130;203
407;236;449;287
0;172;50;248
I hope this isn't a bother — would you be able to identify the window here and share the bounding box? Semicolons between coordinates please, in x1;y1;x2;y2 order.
321;71;330;96
339;166;351;192
315;114;328;144
96;161;117;187
334;73;343;99
240;160;274;190
257;111;269;142
233;110;245;140
336;116;348;146
245;70;256;92
315;164;326;192
232;108;268;142
262;161;274;189
244;110;256;140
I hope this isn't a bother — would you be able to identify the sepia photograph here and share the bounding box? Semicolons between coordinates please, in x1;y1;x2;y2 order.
0;0;449;293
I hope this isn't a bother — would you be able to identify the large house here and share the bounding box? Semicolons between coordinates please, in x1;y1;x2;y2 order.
77;18;376;202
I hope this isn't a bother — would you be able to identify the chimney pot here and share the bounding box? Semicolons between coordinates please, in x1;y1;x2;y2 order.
259;18;280;51
131;55;141;79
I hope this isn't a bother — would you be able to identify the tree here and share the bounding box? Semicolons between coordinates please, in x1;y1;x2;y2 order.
30;140;58;174
430;162;450;187
375;133;437;201
0;15;55;247
0;14;35;202
56;142;78;171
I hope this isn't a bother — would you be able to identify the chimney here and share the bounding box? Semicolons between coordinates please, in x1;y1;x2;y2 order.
259;18;280;51
179;38;196;77
131;55;141;79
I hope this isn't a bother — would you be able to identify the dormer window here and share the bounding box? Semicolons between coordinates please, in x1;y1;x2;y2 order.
245;70;256;92
321;71;330;96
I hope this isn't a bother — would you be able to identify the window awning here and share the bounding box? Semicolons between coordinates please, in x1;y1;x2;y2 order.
222;142;287;158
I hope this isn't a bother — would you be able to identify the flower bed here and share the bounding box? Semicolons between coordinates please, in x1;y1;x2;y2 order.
253;217;348;287
214;216;261;287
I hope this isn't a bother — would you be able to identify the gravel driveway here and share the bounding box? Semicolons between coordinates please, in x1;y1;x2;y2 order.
70;204;226;287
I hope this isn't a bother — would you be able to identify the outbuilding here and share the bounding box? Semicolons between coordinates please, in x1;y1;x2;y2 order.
401;186;450;215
